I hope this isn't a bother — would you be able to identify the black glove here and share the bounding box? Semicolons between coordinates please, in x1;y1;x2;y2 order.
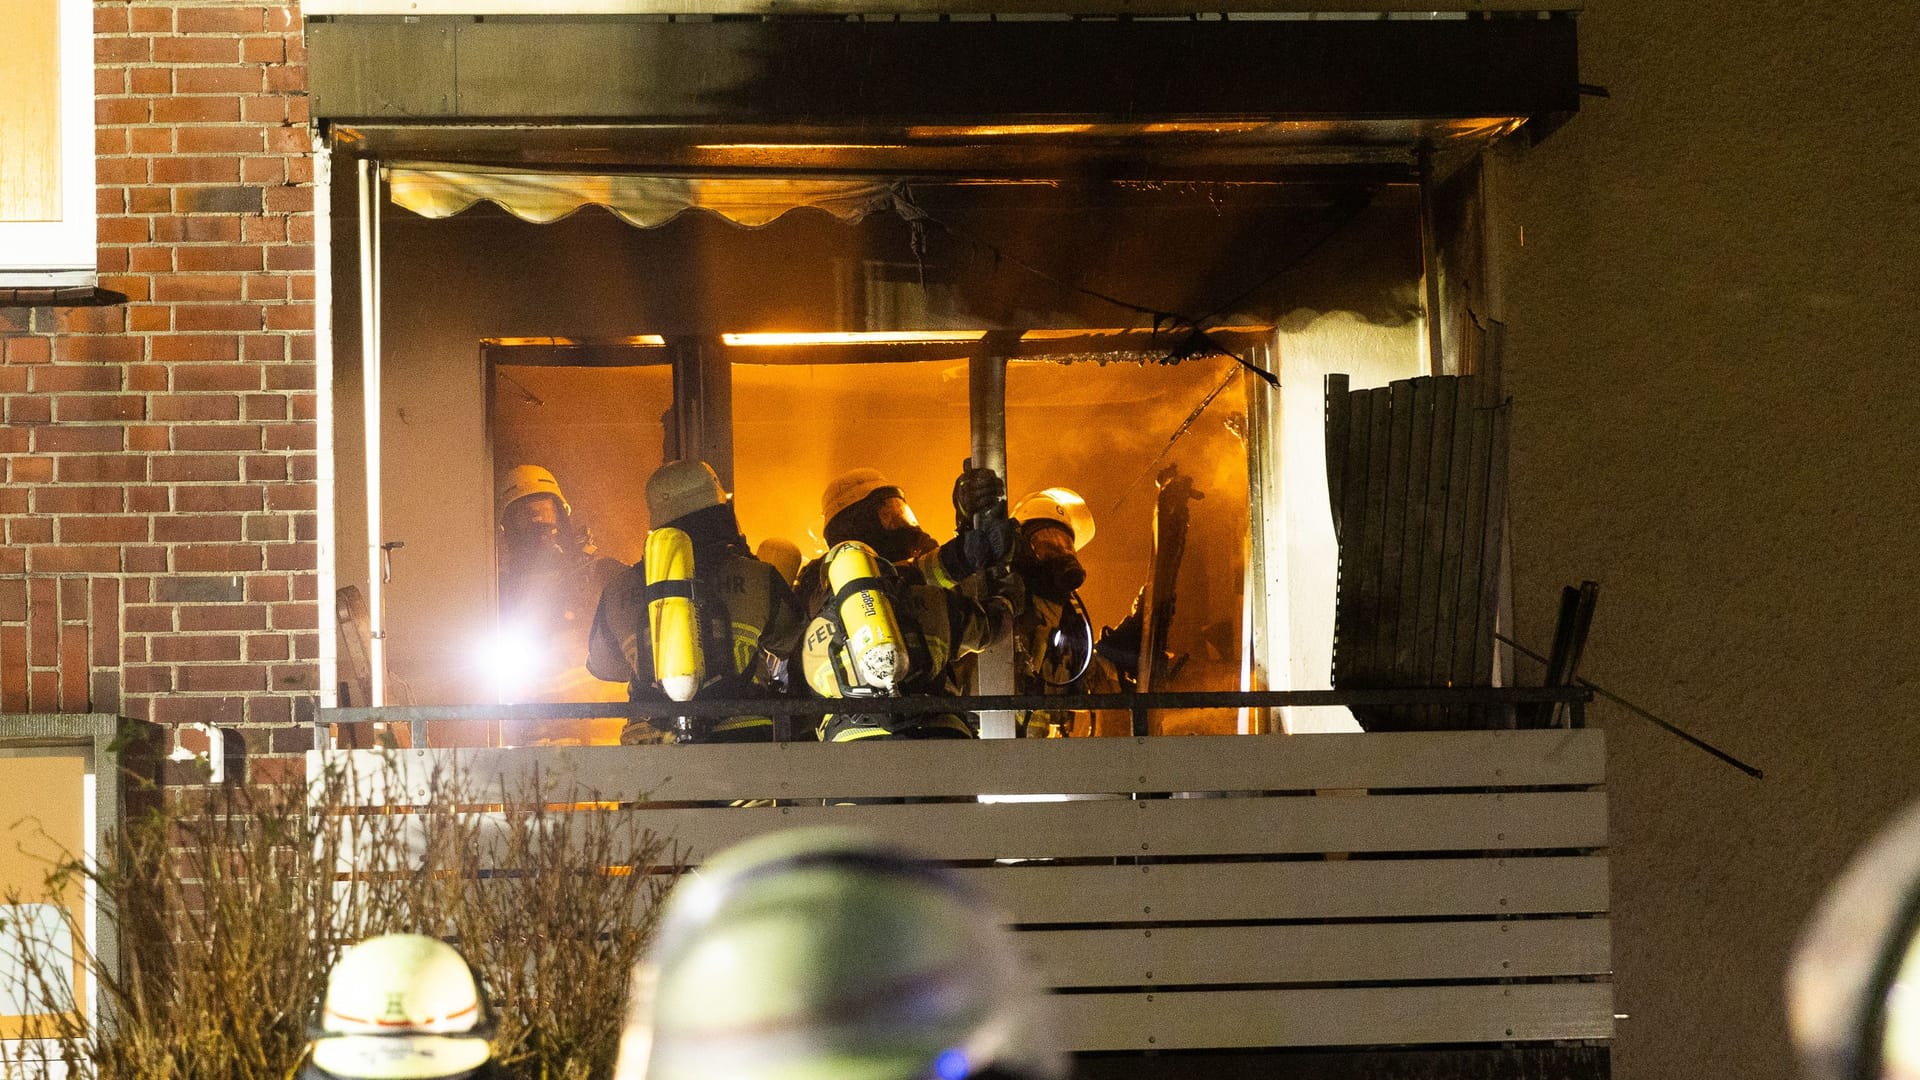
938;511;1016;581
950;462;1006;532
1094;588;1146;676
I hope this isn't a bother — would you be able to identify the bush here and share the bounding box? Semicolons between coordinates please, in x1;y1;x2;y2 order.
0;754;678;1080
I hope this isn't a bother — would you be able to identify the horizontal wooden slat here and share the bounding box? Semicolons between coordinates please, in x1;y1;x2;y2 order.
336;790;1607;869
1053;982;1614;1051
1020;918;1610;987
957;856;1609;923
310;729;1605;805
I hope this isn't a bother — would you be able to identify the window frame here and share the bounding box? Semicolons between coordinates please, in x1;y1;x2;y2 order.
0;0;98;288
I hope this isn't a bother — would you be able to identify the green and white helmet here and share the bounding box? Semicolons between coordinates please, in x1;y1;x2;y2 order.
615;828;1065;1080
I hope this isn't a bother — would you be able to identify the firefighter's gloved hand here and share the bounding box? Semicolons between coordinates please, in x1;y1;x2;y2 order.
951;464;1006;532
1095;590;1146;677
938;512;1016;582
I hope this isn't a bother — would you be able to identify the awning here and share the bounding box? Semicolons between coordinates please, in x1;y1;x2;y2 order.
385;166;903;228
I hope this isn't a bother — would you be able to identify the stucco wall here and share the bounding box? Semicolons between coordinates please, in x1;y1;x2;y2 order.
1498;3;1920;1076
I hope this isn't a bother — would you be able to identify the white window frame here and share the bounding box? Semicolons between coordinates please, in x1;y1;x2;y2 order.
0;0;97;288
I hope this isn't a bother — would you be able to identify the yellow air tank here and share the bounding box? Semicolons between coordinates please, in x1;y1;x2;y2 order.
823;541;909;693
646;526;703;702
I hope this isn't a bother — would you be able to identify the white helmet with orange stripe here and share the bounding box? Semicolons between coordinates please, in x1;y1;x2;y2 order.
306;933;496;1080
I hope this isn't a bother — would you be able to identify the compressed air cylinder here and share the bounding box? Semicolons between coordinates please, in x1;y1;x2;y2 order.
823;541;909;693
646;527;704;702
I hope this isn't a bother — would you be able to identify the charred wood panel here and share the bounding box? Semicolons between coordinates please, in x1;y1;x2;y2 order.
1328;374;1510;731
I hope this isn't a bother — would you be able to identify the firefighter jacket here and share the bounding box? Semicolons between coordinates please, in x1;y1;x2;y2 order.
587;551;806;741
802;579;1019;742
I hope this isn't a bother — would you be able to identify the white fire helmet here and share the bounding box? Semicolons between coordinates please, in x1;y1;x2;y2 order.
1010;488;1095;551
646;459;730;528
614;828;1066;1080
307;934;495;1080
497;464;570;522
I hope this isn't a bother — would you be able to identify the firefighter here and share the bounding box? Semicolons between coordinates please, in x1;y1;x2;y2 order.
588;460;807;743
798;538;1021;741
302;933;502;1080
612;828;1066;1080
1004;488;1137;738
494;465;627;736
794;465;1013;605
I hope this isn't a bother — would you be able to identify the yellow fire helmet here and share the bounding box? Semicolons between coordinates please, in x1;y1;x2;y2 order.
307;934;495;1080
646;459;729;529
1009;489;1095;551
497;464;569;522
614;828;1066;1080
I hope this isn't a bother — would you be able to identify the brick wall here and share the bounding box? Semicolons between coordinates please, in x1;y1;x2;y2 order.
0;1;316;784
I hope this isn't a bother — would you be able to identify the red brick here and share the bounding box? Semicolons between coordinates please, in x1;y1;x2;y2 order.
265;65;306;93
265;543;316;572
123;665;174;693
29;670;59;710
53;336;142;363
177;664;268;693
241;35;286;64
247;755;305;786
128;305;171;332
175;67;265;94
129;6;172;32
6;396;51;424
28;546;120;574
127;486;171;513
0;367;25;392
244;455;289;482
175;424;262;452
269;602;317;630
0;580;23;621
53;305;126;334
177;5;266;33
59;516;149;543
27;579;56;662
32;426;126;453
246;634;290;662
96;182;127;212
264;302;313;331
175;485;263;512
241;393;288;421
243;215;287;244
128;128;172;156
242;157;287;185
265;125;309;155
0;549;23;575
244;514;289;542
96;160;149;188
176;304;264;332
155;514;245;543
8;456;53;482
263;186;308;214
129;67;171;95
241;95;285;124
59;623;90;710
0;430;26;456
149;393;240;422
178;604;269;632
30;364;121;394
177;245;262;272
128;424;169;450
152;37;239;64
5;338;51;364
290;268;316;297
8;518;53;545
264;481;317;511
153;274;245;302
90;578;121;666
94;96;148;124
127;247;171;272
175;544;263;572
247;276;289;302
262;365;313;392
246;575;291;604
286;155;314;184
95;38;152;66
151;335;239;363
98;216;151;244
269;663;318;691
54;395;145;422
125;546;167;571
95;5;128;33
150;635;243;663
241;335;285;362
172;364;259;391
288;334;316;363
34;487;124;514
151;455;242;483
265;245;311;271
55;454;148;483
154;216;244;243
99;273;152;301
153;156;242;184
